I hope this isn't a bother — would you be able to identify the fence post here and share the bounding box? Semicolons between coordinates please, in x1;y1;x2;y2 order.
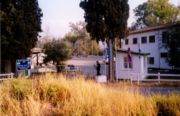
137;73;140;85
10;73;14;78
158;72;160;84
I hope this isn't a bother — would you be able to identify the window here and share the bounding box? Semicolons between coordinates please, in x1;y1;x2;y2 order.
124;57;128;68
133;38;137;44
141;37;147;44
148;57;154;64
125;39;128;45
124;57;133;69
129;62;133;69
162;31;169;43
161;52;168;58
149;35;155;43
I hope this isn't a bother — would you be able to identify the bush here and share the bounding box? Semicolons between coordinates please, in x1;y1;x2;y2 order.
10;78;33;100
153;95;180;116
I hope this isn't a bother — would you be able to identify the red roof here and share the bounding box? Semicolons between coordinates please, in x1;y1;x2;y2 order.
130;22;180;35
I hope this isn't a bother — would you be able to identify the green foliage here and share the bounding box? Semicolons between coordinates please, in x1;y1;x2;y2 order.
43;40;72;72
132;3;149;29
44;40;71;63
86;40;100;55
133;0;180;28
65;32;78;45
10;78;32;100
64;21;100;55
167;25;180;67
1;0;42;72
69;21;89;40
80;0;129;41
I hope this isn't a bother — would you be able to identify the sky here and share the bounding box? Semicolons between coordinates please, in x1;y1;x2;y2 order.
38;0;180;38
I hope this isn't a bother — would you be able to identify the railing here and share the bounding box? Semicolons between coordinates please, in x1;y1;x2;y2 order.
0;73;14;81
130;72;180;85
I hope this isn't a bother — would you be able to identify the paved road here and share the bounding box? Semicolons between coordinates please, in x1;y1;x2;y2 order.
66;56;104;66
138;86;180;95
127;86;180;95
66;56;106;76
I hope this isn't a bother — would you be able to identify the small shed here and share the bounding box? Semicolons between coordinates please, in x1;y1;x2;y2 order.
116;49;149;80
31;47;46;67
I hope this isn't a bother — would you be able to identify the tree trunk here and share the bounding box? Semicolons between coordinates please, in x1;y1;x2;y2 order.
11;59;16;73
2;59;16;73
5;60;12;73
108;39;114;82
56;62;60;73
56;62;64;73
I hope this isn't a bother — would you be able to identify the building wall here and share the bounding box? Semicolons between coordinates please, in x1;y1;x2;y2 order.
30;53;46;67
116;52;147;80
122;29;172;69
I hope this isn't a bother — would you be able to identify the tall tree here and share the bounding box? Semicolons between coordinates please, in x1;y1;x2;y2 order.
132;3;149;29
133;0;180;29
1;0;42;72
167;24;180;68
80;0;129;81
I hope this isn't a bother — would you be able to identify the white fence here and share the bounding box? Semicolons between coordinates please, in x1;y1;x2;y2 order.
130;72;180;85
0;73;14;81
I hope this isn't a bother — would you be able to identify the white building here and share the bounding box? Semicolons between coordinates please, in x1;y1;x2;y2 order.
122;23;179;70
30;48;46;67
116;49;149;80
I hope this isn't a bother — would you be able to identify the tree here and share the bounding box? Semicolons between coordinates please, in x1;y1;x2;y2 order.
69;21;89;40
1;0;42;73
80;0;129;81
36;36;53;48
133;0;180;29
64;21;100;56
64;32;78;54
86;39;100;55
43;40;72;72
132;3;149;29
167;24;180;68
36;27;53;48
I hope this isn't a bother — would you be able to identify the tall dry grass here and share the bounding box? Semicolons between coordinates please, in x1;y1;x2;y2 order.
0;74;180;116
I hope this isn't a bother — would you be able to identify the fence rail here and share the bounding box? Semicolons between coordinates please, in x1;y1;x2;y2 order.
130;72;180;85
0;73;14;81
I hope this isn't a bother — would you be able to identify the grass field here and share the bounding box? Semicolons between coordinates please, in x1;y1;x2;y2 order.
0;74;180;116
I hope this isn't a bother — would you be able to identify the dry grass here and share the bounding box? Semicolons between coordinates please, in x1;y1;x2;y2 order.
0;74;180;116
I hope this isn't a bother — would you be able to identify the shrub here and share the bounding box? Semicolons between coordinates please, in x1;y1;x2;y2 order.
10;78;33;100
153;95;180;116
